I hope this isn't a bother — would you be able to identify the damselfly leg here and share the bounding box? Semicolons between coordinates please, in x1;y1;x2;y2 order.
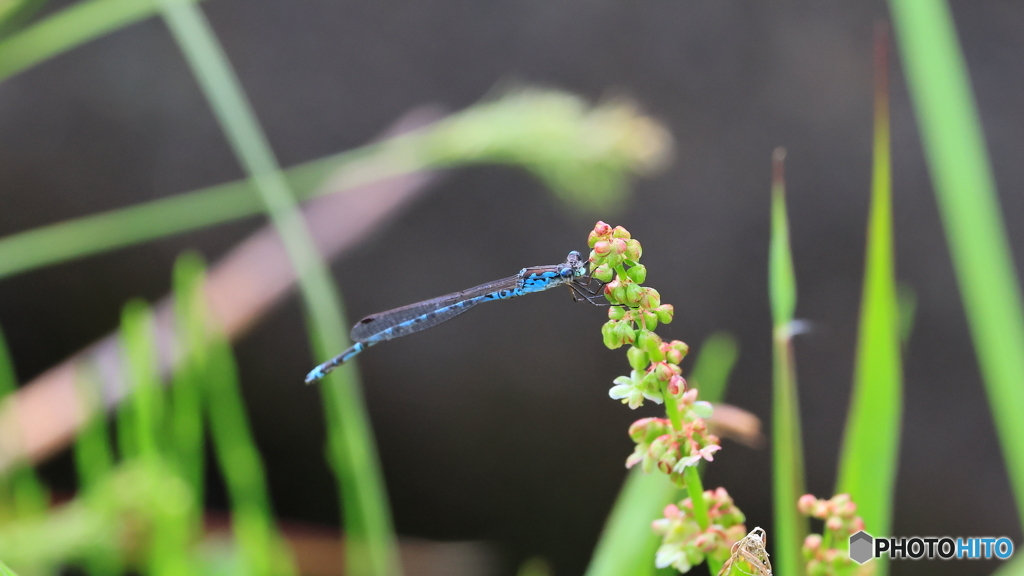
568;276;622;307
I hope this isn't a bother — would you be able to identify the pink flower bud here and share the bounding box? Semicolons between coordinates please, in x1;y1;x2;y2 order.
593;221;612;236
628;417;657;438
682;388;699;405
798;494;818;515
664;344;684;365
593;240;612;255
839;500;857;518
667;375;686;397
812;501;830;518
663;503;680;519
651;361;674;383
826;516;843;532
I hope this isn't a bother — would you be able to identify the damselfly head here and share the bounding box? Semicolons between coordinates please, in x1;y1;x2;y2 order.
565;250;587;277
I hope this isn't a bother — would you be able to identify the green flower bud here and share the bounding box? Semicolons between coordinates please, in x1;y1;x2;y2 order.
625;239;642;262
602;321;623;349
642;330;663;356
643;309;660;331
641;369;661;390
626;263;647;284
670;340;689;358
647;340;665;363
608;305;626;320
624;282;644;305
627;346;649;371
636;329;651;351
593;263;614;282
612;225;631;239
665;345;684;365
612;281;629;304
615;321;638;345
639;287;661;309
655;304;674;324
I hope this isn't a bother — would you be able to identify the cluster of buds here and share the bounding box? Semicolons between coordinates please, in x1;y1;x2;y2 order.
624;400;720;484
609;338;690;408
591;222;750;575
587;222;675;350
652;488;748;573
589;222;682;409
799;494;872;576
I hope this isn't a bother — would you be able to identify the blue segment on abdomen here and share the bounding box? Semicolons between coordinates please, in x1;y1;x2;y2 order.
522;271;561;293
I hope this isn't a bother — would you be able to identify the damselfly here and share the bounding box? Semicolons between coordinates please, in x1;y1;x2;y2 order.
305;250;606;383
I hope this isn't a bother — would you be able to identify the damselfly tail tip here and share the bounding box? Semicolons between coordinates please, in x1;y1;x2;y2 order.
304;366;326;384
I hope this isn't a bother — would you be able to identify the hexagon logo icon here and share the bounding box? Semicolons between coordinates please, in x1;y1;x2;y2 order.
850;531;873;564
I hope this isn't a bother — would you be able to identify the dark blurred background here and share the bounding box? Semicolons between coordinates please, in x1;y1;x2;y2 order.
1;1;1022;575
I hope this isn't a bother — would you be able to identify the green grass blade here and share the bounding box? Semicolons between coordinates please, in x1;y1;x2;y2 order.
205;319;297;576
768;149;807;576
584;469;677;576
0;0;201;82
889;0;1024;526
688;332;739;403
169;253;208;500
0;325;48;520
0;0;49;40
835;30;902;576
119;300;163;460
993;554;1024;576
72;362;115;491
120;301;196;576
152;2;399;574
174;252;296;576
0;89;663;282
0;143;396;281
584;333;739;576
0;557;18;576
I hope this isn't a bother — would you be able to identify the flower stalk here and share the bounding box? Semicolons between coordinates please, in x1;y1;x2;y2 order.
589;221;752;574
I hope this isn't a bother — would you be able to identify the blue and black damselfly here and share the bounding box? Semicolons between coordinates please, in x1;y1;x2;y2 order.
305;251;607;383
